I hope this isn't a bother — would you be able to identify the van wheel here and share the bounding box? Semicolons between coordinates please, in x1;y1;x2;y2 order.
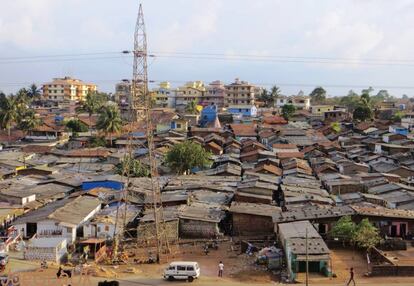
168;276;174;281
188;276;194;282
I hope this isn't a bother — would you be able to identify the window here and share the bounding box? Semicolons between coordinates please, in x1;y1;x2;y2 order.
187;266;194;271
177;266;186;271
104;225;110;231
318;109;320;112
176;123;182;129
97;227;101;232
168;266;175;270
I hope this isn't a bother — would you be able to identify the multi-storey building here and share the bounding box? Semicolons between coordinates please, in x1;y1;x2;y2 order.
114;80;132;108
152;81;171;108
172;81;206;108
42;77;97;103
274;95;311;110
224;78;256;107
199;81;225;109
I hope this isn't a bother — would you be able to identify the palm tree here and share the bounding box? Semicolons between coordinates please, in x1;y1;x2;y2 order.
82;92;105;135
27;84;41;100
185;100;199;114
270;85;281;107
96;104;122;146
0;93;17;141
17;110;40;135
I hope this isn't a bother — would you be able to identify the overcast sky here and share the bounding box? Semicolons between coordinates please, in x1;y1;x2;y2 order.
1;0;414;96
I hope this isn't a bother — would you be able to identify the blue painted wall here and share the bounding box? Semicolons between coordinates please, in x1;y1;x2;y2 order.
228;106;257;117
82;180;124;191
200;104;218;126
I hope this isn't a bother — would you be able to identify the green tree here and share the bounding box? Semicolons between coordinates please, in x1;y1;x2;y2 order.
17;109;40;134
27;84;41;99
66;119;89;134
309;87;327;104
353;106;373;121
0;93;17;140
165;141;211;174
330;216;357;242
353;219;382;249
96;104;122;146
185;100;199;114
81;92;107;135
331;122;341;133
281;104;296;120
89;136;107;147
116;156;150;177
392;111;404;122
259;88;270;105
270;85;281;106
340;90;361;112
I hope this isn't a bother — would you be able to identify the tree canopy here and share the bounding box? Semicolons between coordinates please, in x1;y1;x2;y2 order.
185;100;199;114
165;141;211;174
330;216;381;249
96;104;122;146
66;119;89;133
116;156;150;177
281;104;296;120
330;215;356;242
353;106;373;121
309;87;327;104
353;218;382;249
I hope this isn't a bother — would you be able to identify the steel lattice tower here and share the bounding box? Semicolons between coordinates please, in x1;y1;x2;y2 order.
130;3;170;263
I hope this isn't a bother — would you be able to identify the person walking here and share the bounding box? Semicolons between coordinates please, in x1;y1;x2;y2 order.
218;261;224;277
346;267;356;286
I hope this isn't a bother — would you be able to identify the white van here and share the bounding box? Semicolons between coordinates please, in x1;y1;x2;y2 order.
163;261;200;282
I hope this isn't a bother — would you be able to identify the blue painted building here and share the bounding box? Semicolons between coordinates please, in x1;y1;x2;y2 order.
82;180;124;191
389;125;408;136
227;105;257;117
199;104;218;127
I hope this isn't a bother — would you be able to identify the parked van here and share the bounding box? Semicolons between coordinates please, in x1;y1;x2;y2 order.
163;261;200;282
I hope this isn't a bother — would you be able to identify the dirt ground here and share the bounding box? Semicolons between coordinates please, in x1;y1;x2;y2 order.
6;241;414;285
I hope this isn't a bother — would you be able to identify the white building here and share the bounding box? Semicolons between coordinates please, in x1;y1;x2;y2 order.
13;196;101;243
401;112;414;130
274;95;311;110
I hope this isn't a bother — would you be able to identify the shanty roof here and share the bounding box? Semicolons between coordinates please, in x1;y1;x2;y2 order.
179;204;225;223
273;205;355;224
278;220;321;239
13;196;101;227
229;202;281;217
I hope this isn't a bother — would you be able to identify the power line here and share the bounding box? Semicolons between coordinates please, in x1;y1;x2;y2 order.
2;50;414;67
2;79;414;91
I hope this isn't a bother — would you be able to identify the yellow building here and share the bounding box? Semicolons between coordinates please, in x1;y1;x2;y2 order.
42;77;97;102
152;81;171;108
310;105;335;115
174;81;206;107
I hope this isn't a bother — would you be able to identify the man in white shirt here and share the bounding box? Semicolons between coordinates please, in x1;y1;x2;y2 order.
218;261;224;277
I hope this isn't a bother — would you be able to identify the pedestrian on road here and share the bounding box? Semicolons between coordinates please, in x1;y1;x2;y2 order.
218;261;224;277
346;267;356;286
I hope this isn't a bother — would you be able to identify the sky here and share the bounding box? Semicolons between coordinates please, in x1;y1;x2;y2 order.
1;0;414;97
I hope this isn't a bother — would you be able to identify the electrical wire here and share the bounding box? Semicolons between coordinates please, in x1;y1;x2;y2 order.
1;50;414;67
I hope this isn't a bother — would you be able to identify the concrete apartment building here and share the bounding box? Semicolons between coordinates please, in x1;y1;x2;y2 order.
224;78;256;107
199;81;226;109
42;76;97;103
152;81;171;108
274;94;311;110
114;80;132;108
171;81;206;109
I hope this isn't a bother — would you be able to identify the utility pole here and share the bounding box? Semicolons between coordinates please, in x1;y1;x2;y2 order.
306;227;309;286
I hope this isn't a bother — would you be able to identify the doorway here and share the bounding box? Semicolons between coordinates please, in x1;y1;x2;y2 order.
26;223;37;238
